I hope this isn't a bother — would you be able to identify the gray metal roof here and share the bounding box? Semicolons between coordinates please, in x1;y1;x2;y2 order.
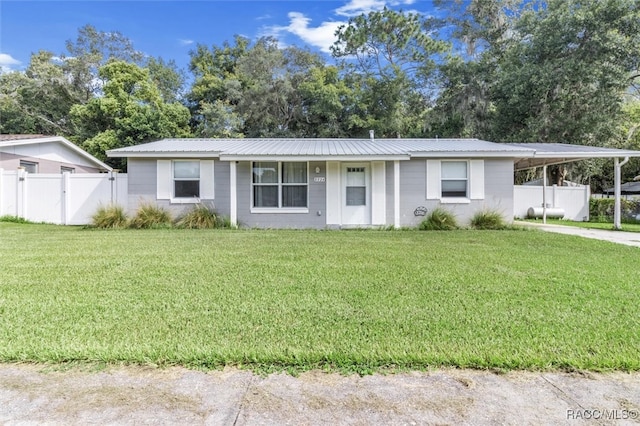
108;138;535;160
508;143;640;170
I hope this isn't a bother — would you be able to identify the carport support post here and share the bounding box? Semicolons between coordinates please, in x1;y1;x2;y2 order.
542;164;547;224
614;157;630;230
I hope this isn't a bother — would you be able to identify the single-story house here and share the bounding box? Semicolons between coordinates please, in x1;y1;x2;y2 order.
0;135;111;173
604;181;640;195
107;138;640;229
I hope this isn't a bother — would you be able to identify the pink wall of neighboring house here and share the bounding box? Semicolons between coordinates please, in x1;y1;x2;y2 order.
0;151;103;173
0;135;111;173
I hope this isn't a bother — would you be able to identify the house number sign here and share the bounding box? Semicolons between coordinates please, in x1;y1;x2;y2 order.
313;177;326;182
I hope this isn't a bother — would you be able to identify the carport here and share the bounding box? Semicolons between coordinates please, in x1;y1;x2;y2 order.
508;143;640;229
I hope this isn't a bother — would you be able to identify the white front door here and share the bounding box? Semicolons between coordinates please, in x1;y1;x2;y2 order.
341;163;371;225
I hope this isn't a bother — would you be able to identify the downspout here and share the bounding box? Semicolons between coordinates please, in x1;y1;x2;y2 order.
614;157;630;230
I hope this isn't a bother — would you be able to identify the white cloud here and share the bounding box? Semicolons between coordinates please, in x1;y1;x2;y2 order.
334;0;387;17
264;0;419;54
334;0;414;17
0;53;21;74
0;53;20;66
283;12;344;53
179;39;194;46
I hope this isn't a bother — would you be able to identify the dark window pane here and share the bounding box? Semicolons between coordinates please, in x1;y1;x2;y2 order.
346;187;366;206
254;185;278;207
175;180;200;198
282;162;307;183
442;180;467;197
282;185;307;207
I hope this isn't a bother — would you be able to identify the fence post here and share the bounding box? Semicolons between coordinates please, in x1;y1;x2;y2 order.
62;171;71;225
17;168;27;219
0;168;3;216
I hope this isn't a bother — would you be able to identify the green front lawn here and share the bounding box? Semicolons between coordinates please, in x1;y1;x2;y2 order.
0;223;638;373
524;218;640;232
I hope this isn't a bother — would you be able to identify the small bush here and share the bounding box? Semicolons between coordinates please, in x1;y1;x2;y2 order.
128;203;172;229
470;210;508;230
419;208;458;230
92;204;128;229
175;204;231;229
589;198;640;222
0;215;33;224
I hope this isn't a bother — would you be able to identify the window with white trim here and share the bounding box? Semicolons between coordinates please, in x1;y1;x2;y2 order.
441;161;468;198
252;161;308;208
174;161;200;198
61;166;75;173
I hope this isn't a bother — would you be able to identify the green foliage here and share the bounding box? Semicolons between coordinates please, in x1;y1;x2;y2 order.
91;204;128;229
0;215;33;224
175;204;230;229
589;198;640;222
128;202;172;229
70;61;191;169
0;226;638;372
470;210;508;230
418;208;459;230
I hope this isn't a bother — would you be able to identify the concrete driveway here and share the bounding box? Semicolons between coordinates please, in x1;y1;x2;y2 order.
516;221;640;248
1;364;639;425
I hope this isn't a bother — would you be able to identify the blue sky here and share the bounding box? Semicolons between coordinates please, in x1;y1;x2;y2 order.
0;0;439;73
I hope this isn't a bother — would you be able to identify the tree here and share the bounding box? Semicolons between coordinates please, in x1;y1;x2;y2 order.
331;7;449;137
146;57;186;104
70;61;191;169
491;0;640;147
0;51;77;134
62;24;144;102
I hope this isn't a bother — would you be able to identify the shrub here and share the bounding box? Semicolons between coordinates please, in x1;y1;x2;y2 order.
0;215;33;224
128;202;172;229
589;198;640;222
175;204;230;229
91;204;128;229
470;210;508;230
419;208;458;230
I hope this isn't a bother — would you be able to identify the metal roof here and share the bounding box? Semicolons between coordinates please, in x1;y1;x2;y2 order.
604;180;640;194
108;138;536;160
508;143;640;170
0;135;112;171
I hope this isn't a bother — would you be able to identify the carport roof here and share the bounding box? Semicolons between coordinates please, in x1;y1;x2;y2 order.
508;143;640;170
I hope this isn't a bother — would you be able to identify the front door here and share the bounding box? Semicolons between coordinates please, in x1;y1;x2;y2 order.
341;163;371;225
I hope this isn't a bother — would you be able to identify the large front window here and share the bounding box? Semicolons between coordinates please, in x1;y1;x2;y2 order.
174;161;200;198
441;161;468;198
252;162;308;208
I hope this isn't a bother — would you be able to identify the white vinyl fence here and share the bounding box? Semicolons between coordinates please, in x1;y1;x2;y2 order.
0;169;127;225
514;184;590;221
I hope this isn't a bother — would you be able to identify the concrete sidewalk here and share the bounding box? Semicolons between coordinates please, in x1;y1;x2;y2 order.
516;221;640;247
1;364;639;425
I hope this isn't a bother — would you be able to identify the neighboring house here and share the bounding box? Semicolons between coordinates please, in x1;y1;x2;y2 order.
107;138;640;229
0;135;111;173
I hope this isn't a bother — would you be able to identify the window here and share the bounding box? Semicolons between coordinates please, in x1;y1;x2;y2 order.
174;161;200;198
61;166;75;174
252;162;308;209
441;161;468;198
346;167;366;206
20;160;38;174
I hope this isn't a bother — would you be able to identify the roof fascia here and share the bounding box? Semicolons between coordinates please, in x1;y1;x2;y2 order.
107;152;222;158
219;155;410;161
409;151;534;158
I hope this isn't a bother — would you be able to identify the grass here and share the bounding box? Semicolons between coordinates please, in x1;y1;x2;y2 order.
524;218;640;233
0;223;638;374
